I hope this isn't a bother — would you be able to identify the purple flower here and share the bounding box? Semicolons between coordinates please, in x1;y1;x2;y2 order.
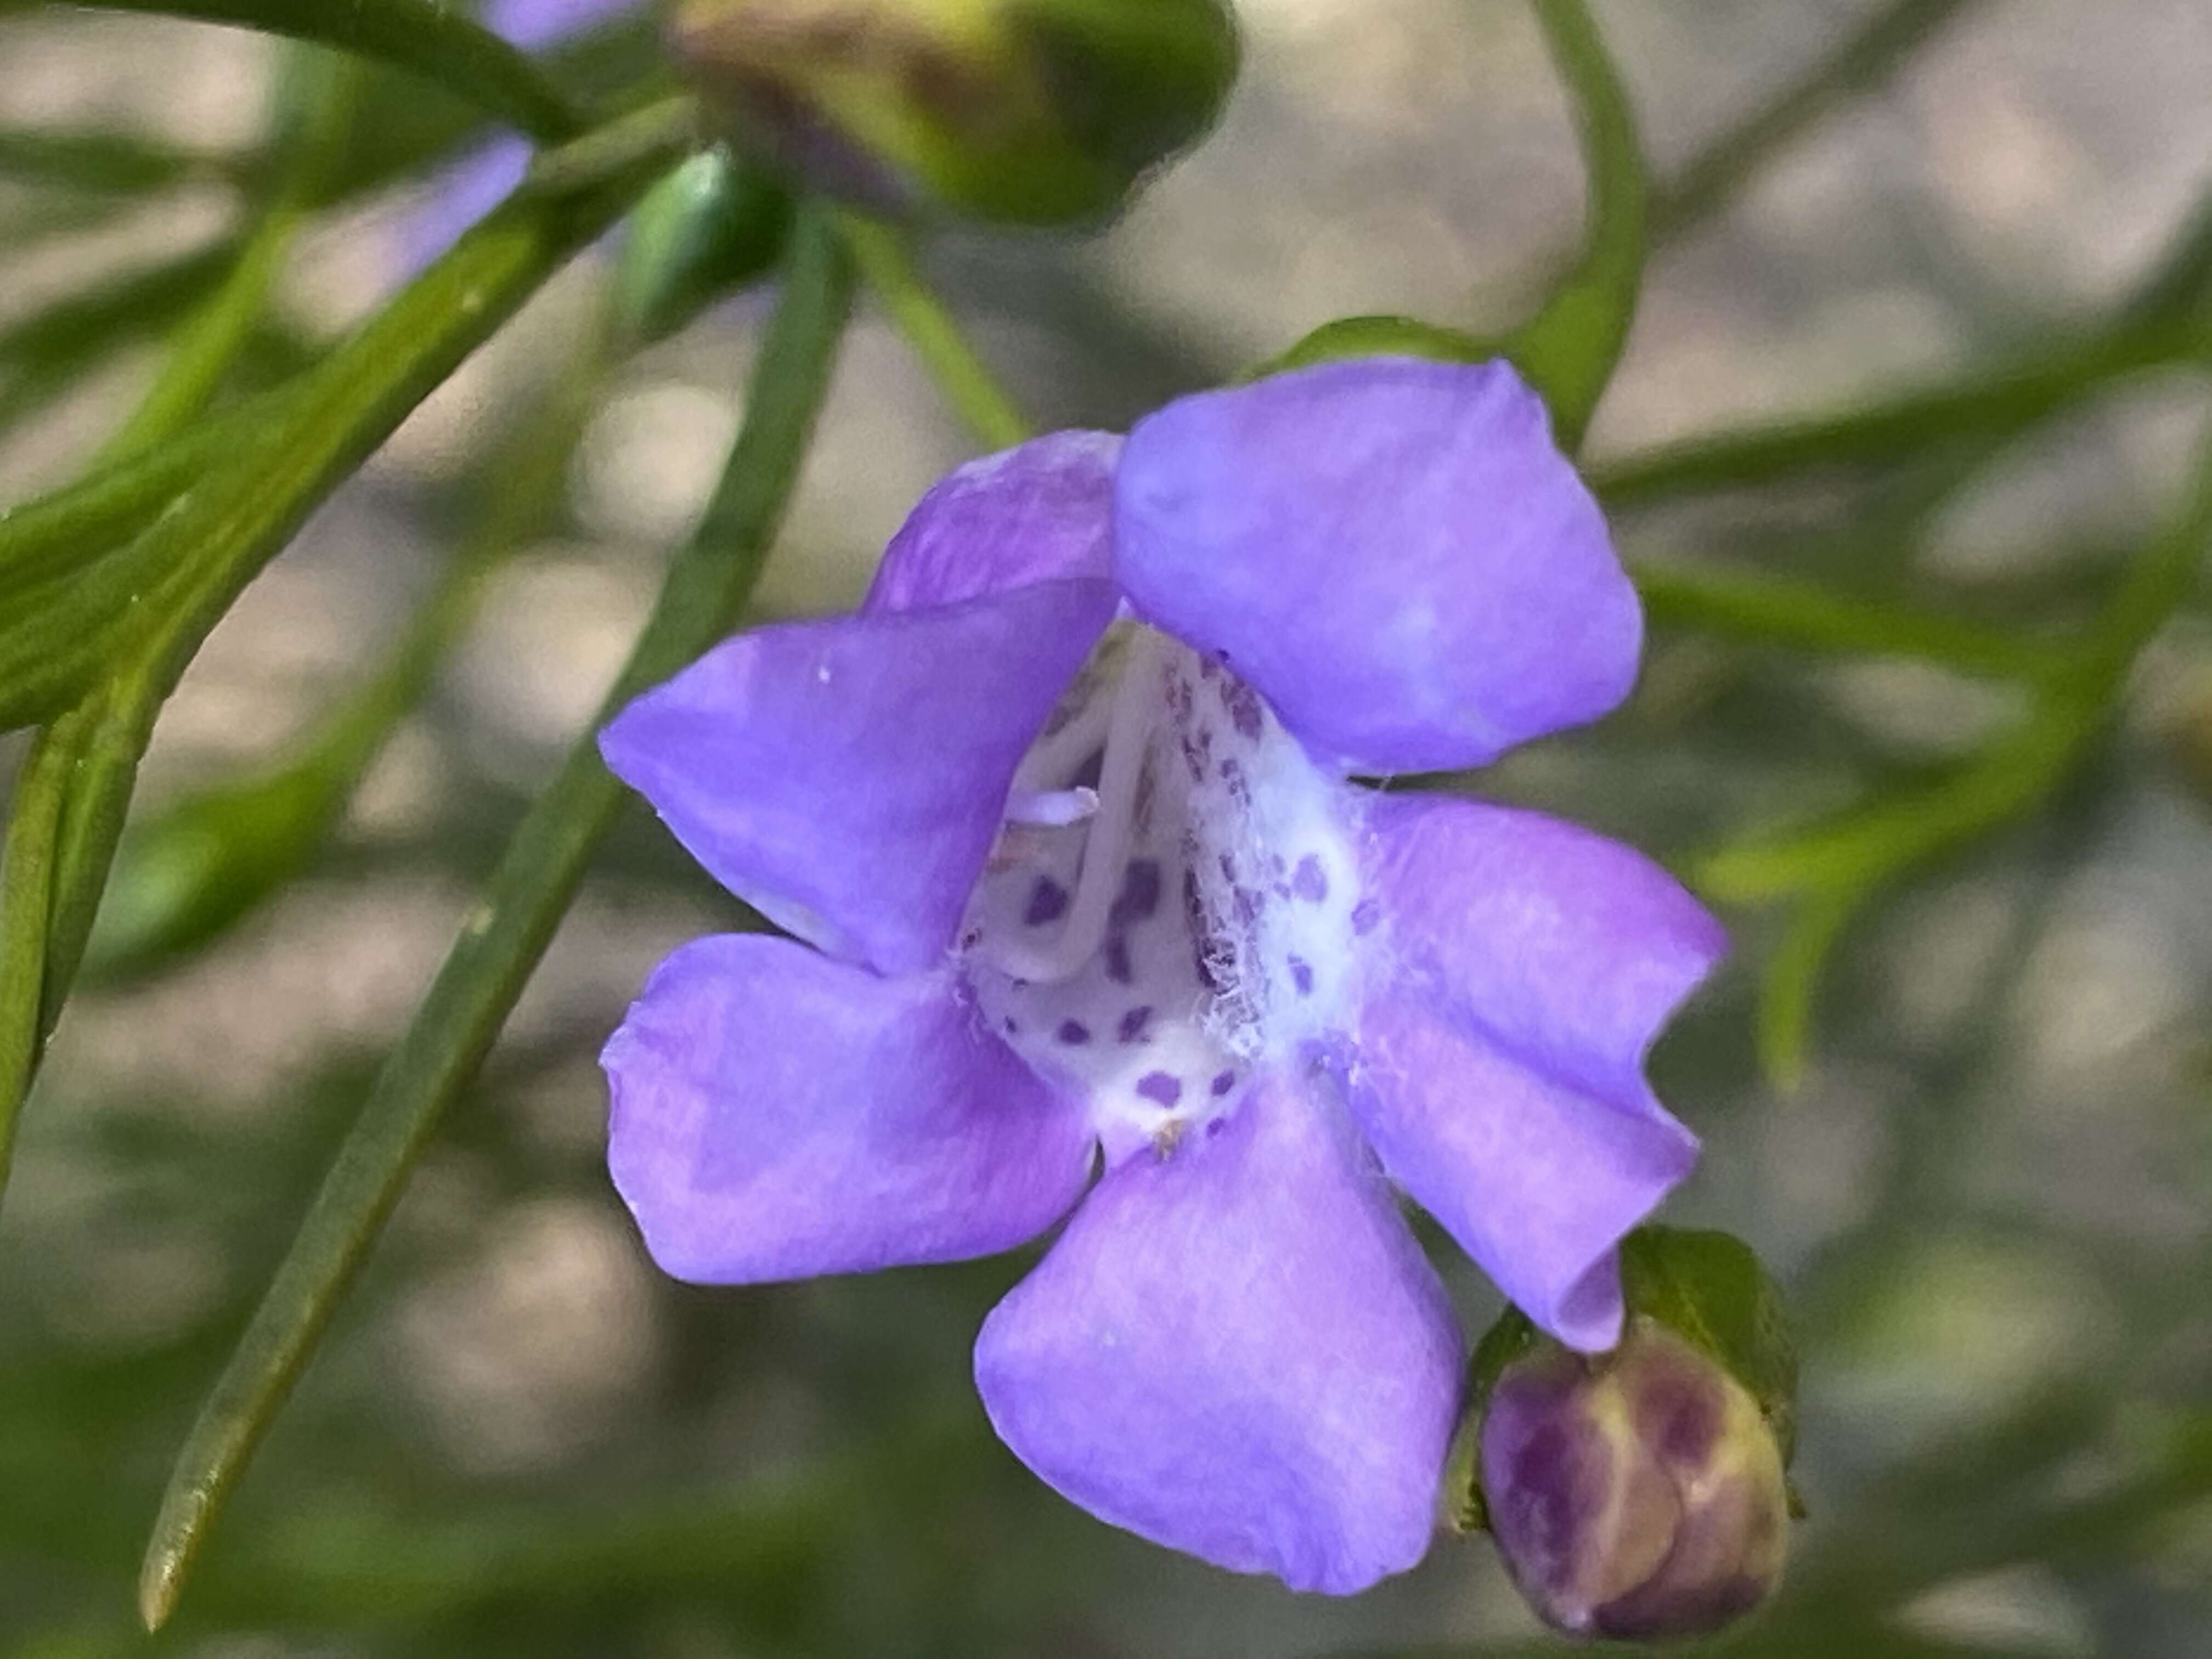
398;0;641;274
597;357;1726;1594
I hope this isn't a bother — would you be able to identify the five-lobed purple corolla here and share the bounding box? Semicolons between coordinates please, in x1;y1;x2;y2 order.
596;354;1726;1594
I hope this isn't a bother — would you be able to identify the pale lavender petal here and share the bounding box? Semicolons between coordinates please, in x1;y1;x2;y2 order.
396;0;637;275
1348;793;1723;1350
1362;793;1726;1105
973;1079;1462;1594
399;137;528;276
1351;1001;1694;1352
603;934;1093;1282
601;579;1115;976
488;0;635;50
865;430;1121;613
1114;357;1640;775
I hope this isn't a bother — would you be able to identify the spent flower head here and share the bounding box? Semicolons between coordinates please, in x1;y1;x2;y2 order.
597;356;1726;1592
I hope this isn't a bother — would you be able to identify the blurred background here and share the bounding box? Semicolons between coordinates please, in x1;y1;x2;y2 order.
2;1;2210;1654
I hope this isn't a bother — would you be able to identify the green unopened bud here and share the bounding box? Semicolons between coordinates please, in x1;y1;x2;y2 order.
613;146;793;345
1448;1228;1800;1642
667;0;1239;225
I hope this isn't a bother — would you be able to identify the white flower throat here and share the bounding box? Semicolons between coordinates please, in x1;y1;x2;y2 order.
961;623;1370;1161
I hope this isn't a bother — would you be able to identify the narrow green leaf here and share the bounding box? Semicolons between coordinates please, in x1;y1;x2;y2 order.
98;50;363;462
1243;313;1494;382
0;100;694;1198
0;0;589;143
137;206;854;1633
4;97;695;737
838;213;1032;451
0;706;92;1190
1632;557;2063;682
0;125;225;193
1650;0;1985;245
0;383;304;601
1753;885;1860;1093
1592;313;2212;507
90;327;611;978
1501;0;1647;451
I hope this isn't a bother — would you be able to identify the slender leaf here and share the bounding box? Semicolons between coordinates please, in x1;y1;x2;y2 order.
1632;557;2062;681
1592;313;2212;507
0;0;589;143
98;50;363;462
0;704;91;1190
137;205;854;1633
1651;0;1986;244
838;213;1031;450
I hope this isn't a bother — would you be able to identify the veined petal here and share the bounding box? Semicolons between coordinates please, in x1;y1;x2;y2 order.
1350;794;1723;1350
600;579;1116;976
1363;794;1726;1105
973;1078;1462;1595
1114;357;1639;775
603;934;1094;1282
1351;1001;1694;1352
866;430;1121;613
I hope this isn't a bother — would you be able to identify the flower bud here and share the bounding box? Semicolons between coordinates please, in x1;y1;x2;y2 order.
613;146;792;345
1476;1318;1790;1640
666;0;1239;225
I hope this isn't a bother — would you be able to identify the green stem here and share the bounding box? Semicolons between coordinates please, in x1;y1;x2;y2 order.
0;0;589;143
1592;313;2211;507
1632;557;2062;682
0;385;309;605
0;706;91;1190
0;97;691;1186
1503;0;1647;451
1704;419;2212;1082
136;207;855;1634
837;212;1032;451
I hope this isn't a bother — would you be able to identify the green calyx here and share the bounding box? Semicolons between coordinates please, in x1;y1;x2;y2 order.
667;0;1238;226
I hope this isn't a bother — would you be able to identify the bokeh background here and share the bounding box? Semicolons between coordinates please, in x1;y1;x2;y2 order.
3;1;2210;1654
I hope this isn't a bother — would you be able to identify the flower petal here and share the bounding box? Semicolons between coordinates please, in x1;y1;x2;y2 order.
1114;357;1639;774
486;0;635;48
603;934;1094;1282
1349;793;1723;1350
973;1079;1462;1594
865;430;1121;613
601;578;1115;975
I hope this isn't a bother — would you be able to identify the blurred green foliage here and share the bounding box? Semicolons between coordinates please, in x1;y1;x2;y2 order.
0;1;2208;1655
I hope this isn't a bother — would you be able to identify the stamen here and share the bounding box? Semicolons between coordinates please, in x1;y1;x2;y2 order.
1005;787;1099;827
979;631;1162;984
1012;680;1114;794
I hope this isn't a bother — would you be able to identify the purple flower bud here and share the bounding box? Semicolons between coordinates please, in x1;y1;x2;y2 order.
1479;1318;1790;1641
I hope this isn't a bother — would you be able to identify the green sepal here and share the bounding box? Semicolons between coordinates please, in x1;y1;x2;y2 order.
1242;314;1496;383
1440;1302;1537;1535
1444;1224;1802;1533
1620;1225;1799;1474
